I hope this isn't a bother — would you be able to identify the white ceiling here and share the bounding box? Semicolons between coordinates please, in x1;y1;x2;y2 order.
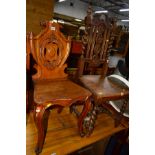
54;0;129;26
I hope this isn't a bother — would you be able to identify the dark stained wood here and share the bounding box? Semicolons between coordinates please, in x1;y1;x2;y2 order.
79;75;128;101
27;108;128;155
76;6;129;132
27;21;93;155
78;6;116;78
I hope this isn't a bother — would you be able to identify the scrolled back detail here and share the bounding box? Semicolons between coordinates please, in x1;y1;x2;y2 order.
28;21;71;80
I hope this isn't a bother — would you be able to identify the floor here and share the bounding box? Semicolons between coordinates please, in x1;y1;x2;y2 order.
26;107;128;155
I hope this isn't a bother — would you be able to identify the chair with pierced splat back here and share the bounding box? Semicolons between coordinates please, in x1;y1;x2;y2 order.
26;21;93;155
77;6;129;132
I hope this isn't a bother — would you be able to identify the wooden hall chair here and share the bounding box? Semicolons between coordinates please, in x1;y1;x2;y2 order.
77;6;129;132
26;21;93;155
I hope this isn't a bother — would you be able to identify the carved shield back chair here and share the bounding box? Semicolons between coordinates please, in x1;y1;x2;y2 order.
77;6;129;131
27;21;93;155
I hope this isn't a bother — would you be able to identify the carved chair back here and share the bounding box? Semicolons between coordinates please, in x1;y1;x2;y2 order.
78;6;116;78
27;21;71;80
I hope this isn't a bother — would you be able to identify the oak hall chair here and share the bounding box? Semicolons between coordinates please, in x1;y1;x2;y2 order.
26;21;93;155
77;6;129;132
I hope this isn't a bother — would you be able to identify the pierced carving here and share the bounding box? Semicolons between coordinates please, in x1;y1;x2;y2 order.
39;35;64;70
81;6;116;76
28;21;71;80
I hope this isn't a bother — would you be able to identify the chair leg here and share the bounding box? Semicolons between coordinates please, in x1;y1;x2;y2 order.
78;98;95;137
33;105;50;155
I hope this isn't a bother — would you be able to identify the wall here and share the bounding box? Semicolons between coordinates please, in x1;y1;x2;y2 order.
26;0;54;35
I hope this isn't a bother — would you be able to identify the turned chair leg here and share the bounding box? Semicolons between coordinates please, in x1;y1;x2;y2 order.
78;98;95;137
33;105;50;155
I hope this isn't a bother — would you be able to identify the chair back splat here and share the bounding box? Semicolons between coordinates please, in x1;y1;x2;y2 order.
76;6;129;130
78;6;116;78
28;21;71;80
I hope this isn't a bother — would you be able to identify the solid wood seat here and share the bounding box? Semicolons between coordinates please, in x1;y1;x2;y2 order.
79;74;129;126
76;6;129;132
26;21;93;155
34;79;91;104
79;75;128;101
79;74;129;128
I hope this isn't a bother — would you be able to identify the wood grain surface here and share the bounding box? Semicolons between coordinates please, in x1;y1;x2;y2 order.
26;107;127;155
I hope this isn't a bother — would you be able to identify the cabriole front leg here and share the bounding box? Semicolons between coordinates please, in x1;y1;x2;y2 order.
33;104;50;155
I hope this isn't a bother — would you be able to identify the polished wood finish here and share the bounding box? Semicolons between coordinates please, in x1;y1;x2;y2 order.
29;22;70;80
77;6;129;132
27;108;128;155
78;75;129;127
33;80;91;104
79;75;128;101
27;22;93;155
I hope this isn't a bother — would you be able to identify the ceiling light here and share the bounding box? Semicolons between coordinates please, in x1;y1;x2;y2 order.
52;19;58;23
119;8;129;12
64;22;78;27
74;18;82;22
58;0;66;2
95;10;108;14
121;19;129;22
58;20;65;24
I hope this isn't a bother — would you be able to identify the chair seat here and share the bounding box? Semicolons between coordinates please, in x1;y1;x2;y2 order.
79;75;128;101
33;79;91;105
